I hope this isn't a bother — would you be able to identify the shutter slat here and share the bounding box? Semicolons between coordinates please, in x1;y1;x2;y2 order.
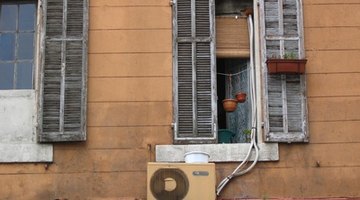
42;41;62;133
262;0;308;143
284;40;299;54
177;0;191;38
67;0;84;37
64;41;83;132
174;0;216;144
264;1;280;36
286;75;302;132
283;0;298;37
46;0;63;37
268;75;284;133
266;40;280;59
178;43;194;135
195;0;210;37
196;42;212;136
39;0;88;142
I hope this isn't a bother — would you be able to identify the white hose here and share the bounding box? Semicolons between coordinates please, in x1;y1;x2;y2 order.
216;14;260;196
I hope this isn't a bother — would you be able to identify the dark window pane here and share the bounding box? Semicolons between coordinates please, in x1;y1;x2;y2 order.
18;33;34;59
16;61;33;89
0;33;15;61
0;4;17;31
19;3;36;31
0;63;14;89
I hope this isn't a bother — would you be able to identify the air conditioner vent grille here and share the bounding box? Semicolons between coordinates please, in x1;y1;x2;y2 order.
150;168;189;200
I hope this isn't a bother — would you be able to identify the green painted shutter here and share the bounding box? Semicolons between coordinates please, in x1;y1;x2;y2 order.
173;0;217;144
261;0;308;142
39;0;88;142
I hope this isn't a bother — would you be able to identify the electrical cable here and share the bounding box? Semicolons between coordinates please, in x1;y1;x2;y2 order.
216;14;260;196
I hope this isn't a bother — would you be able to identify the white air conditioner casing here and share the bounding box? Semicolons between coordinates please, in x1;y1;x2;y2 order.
147;162;216;200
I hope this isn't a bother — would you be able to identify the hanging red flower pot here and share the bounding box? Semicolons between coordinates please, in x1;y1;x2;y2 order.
222;99;238;112
235;92;247;103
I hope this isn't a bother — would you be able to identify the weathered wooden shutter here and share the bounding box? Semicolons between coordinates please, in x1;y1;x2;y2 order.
38;0;88;142
173;0;217;144
261;0;308;142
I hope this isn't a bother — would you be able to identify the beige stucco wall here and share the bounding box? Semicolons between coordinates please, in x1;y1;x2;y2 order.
0;0;359;199
217;0;360;198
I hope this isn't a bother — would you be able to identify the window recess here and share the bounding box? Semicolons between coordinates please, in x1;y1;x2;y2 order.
158;0;280;162
215;0;254;144
173;0;255;144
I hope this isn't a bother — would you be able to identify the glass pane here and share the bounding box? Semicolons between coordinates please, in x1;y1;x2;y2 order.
19;3;36;31
0;33;15;61
18;33;34;59
0;63;14;89
16;62;33;89
0;4;17;31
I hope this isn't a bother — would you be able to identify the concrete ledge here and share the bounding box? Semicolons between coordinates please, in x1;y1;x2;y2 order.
0;90;53;162
0;143;53;162
156;143;278;162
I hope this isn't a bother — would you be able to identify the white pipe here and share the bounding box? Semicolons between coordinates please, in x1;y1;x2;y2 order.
254;0;265;143
216;14;260;196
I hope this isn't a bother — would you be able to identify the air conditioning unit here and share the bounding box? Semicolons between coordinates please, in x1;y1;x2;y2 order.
147;162;216;200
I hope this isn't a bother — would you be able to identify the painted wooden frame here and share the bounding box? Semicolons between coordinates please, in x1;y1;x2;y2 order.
38;0;88;142
260;0;309;143
172;0;217;144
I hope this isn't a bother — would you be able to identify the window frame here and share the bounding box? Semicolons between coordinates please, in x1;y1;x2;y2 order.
261;0;309;143
156;0;279;162
0;0;88;162
0;0;53;163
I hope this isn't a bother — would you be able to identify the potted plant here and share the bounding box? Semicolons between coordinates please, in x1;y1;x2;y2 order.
243;129;252;143
266;52;307;74
222;98;238;112
235;92;246;103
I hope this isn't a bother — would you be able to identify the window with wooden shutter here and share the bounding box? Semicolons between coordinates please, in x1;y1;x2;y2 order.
173;0;217;144
261;0;308;142
38;0;88;142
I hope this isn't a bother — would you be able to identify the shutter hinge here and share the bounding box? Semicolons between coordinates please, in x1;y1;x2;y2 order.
169;0;175;6
171;123;177;134
213;123;217;134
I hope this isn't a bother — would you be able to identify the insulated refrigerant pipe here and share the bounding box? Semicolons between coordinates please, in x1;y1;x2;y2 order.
216;14;260;196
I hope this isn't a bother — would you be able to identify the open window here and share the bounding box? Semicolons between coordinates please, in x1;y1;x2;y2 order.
216;0;253;144
157;0;307;162
172;0;255;145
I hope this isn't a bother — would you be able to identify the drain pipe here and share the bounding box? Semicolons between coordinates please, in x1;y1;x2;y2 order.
216;13;260;196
